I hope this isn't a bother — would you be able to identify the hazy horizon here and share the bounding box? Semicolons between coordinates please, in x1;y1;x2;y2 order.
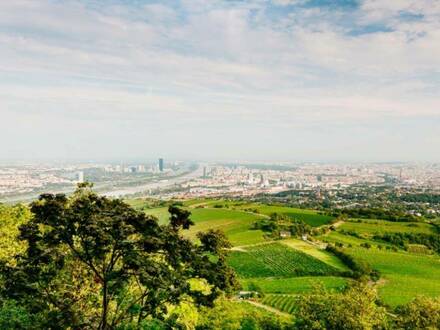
1;0;439;162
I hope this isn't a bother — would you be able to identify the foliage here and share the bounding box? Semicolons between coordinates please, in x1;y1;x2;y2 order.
252;213;311;239
178;208;267;246
196;298;293;330
250;205;334;227
325;245;376;280
0;300;34;329
331;208;420;222
294;283;389;330
0;184;238;329
0;204;31;265
395;296;440;329
372;232;440;254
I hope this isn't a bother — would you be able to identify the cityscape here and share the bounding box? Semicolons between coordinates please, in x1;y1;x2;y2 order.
2;159;440;203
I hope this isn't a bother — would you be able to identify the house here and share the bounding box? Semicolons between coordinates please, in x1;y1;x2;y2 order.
279;231;291;238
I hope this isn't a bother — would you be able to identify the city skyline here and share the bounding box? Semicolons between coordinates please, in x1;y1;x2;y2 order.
1;0;439;162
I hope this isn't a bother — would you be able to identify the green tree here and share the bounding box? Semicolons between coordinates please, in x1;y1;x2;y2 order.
0;204;31;265
395;296;440;329
0;184;237;329
0;300;33;329
295;283;389;329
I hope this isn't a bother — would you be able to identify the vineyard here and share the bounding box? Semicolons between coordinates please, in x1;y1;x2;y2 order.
228;243;340;278
262;294;299;314
241;276;348;294
130;198;440;309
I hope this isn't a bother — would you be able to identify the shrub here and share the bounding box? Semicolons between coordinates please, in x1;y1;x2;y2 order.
395;296;440;329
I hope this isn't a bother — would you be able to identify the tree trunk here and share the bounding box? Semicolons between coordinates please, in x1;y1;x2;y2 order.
100;281;108;330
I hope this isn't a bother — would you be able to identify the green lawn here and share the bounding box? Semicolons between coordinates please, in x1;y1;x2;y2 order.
228;243;340;278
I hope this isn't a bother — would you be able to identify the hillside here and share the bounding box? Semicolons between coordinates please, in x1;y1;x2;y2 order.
133;198;440;311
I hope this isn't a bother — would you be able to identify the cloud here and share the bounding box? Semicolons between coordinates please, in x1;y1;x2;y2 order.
0;0;439;161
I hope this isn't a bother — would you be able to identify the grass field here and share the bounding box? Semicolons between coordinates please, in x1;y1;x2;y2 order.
250;205;334;227
280;239;349;271
241;276;348;294
186;200;334;227
132;199;440;308
142;207;170;224
228;243;340;278
319;231;395;248
185;208;266;246
321;230;440;306
339;220;436;236
346;246;440;306
139;206;266;246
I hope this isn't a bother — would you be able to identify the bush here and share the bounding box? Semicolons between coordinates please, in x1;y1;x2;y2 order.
294;283;389;329
325;245;374;279
0;300;33;329
395;296;440;329
360;242;372;249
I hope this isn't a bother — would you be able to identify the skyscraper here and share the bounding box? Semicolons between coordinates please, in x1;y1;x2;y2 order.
159;158;164;172
77;171;84;183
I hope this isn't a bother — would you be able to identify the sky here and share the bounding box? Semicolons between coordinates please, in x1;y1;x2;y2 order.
1;0;439;162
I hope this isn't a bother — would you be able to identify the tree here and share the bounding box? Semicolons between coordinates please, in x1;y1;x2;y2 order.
295;283;389;329
0;184;238;329
0;204;31;265
395;296;440;329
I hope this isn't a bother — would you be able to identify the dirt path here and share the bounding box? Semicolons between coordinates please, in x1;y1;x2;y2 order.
330;220;345;228
241;300;292;318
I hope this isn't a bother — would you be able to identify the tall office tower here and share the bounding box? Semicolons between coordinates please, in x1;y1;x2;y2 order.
77;171;84;183
159;158;164;172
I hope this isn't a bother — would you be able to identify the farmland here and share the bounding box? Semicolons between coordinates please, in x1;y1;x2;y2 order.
178;199;335;227
339;219;436;236
262;295;298;314
246;205;334;227
228;242;340;278
241;276;348;294
280;239;349;271
128;198;440;310
321;221;440;306
346;245;440;306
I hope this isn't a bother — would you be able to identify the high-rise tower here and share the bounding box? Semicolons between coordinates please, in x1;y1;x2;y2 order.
159;158;164;172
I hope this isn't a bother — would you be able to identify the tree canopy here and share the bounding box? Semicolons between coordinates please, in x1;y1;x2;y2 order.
0;184;238;329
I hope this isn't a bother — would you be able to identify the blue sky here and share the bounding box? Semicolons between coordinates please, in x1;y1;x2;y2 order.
0;0;439;162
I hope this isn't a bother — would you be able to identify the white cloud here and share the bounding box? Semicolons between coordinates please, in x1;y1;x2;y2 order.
0;0;439;160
